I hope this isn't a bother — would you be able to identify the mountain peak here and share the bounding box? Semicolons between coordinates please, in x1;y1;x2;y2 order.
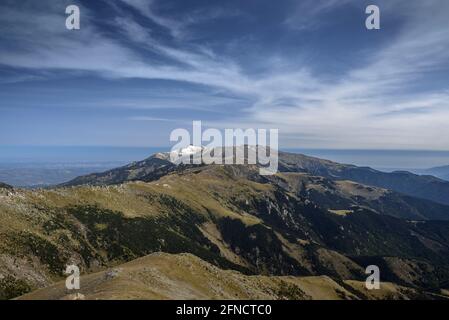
178;145;204;155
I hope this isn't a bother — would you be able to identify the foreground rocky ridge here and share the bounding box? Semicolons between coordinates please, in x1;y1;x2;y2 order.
19;252;440;300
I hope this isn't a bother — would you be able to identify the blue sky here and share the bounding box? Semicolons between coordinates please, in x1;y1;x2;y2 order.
1;0;449;150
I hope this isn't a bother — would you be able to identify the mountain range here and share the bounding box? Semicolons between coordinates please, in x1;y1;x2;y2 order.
64;148;449;207
422;165;449;182
1;147;449;300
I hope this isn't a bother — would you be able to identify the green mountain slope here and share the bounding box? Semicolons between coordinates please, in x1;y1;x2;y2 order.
2;164;449;299
278;151;449;206
62;149;449;207
266;171;449;220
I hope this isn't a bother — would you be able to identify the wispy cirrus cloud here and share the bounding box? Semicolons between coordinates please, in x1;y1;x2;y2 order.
118;0;185;38
127;116;178;122
284;0;355;31
0;0;449;149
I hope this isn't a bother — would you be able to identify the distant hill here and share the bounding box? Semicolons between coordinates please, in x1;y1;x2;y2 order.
63;148;449;206
60;153;175;187
277;151;449;206
423;165;449;181
265;171;449;221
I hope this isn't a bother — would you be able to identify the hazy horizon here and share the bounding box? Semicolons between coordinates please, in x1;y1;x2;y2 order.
2;145;449;170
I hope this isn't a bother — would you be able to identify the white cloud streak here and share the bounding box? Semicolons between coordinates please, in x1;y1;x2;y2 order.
1;0;449;149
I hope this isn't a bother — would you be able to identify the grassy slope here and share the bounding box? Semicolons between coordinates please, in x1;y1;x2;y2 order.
2;165;449;299
270;172;449;220
18;252;430;300
0;166;290;298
